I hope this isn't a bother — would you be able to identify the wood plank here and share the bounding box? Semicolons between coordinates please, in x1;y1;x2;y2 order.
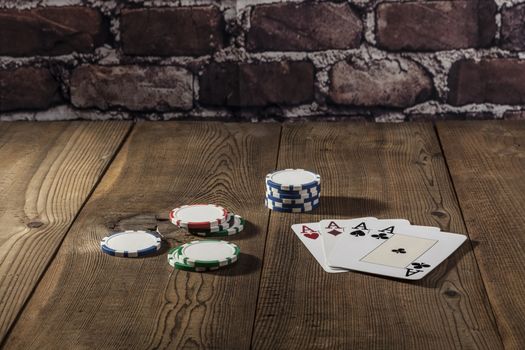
0;121;131;342
3;122;281;349
437;121;525;349
252;123;503;349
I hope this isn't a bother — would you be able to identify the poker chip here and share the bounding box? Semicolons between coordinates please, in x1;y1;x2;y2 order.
266;185;320;195
266;169;320;191
266;198;320;208
266;193;320;204
186;213;235;233
191;215;245;237
265;169;321;212
167;247;220;272
265;199;319;213
100;230;162;257
175;240;240;268
265;190;319;200
170;204;229;229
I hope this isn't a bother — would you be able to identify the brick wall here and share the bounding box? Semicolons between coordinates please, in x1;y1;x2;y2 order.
1;0;525;121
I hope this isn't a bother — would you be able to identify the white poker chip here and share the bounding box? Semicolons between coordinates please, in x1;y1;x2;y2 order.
175;240;240;268
170;204;229;229
266;169;321;191
100;230;162;258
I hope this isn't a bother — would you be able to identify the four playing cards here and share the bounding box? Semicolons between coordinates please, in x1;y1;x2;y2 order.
292;218;466;280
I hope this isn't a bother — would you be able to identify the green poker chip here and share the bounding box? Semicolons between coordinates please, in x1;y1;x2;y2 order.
167;247;220;272
175;240;240;268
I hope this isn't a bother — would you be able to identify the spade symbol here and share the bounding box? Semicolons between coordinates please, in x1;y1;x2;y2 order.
392;248;406;254
350;230;366;237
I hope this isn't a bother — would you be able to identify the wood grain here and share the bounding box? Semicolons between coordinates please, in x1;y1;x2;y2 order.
4;122;280;349
437;121;525;349
0;121;131;343
252;123;503;349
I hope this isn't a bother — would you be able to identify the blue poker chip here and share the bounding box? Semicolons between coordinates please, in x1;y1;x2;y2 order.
266;184;320;195
265;197;320;208
265;189;320;200
265;199;320;213
100;230;162;258
266;193;320;204
266;169;320;191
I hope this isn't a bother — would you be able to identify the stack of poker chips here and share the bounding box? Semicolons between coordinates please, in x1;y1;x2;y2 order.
170;204;245;237
167;240;240;272
265;169;321;212
168;204;243;272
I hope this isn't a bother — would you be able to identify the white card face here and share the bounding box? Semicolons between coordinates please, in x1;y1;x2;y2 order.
291;222;347;273
361;234;437;268
325;218;413;266
329;225;466;280
319;217;377;262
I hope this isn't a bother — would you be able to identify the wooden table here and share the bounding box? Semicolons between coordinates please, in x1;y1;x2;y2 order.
0;121;523;349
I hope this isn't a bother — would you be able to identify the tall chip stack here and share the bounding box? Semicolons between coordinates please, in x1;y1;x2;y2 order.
265;169;321;212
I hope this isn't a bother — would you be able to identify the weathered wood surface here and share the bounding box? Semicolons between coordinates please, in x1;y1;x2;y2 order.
2;121;523;349
252;123;503;349
0;121;131;343
438;121;525;349
3;122;280;349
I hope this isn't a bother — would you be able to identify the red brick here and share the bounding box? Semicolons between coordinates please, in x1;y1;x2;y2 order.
448;59;525;106
247;2;362;51
121;7;224;57
199;61;314;107
0;67;61;111
0;7;108;56
501;4;525;51
329;58;433;108
70;65;193;111
376;1;496;51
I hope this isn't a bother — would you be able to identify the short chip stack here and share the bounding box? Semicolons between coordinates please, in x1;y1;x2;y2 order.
167;240;240;272
169;204;245;237
168;204;243;272
265;169;321;212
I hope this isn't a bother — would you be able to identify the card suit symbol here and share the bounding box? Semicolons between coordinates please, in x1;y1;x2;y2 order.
304;232;319;240
392;248;406;254
350;230;366;237
411;262;430;269
328;229;342;236
372;233;389;240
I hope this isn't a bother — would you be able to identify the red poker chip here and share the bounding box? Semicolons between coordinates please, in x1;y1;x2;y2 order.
170;204;229;229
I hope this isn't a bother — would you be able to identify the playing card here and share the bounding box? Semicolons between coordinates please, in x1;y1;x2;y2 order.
328;224;466;280
291;222;347;273
319;217;377;263
324;218;413;266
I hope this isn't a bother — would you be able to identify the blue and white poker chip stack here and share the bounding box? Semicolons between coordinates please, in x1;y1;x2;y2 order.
265;169;321;212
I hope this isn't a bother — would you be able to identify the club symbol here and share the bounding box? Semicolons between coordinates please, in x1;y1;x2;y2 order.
392;248;406;254
371;233;389;240
350;230;366;237
411;262;430;269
